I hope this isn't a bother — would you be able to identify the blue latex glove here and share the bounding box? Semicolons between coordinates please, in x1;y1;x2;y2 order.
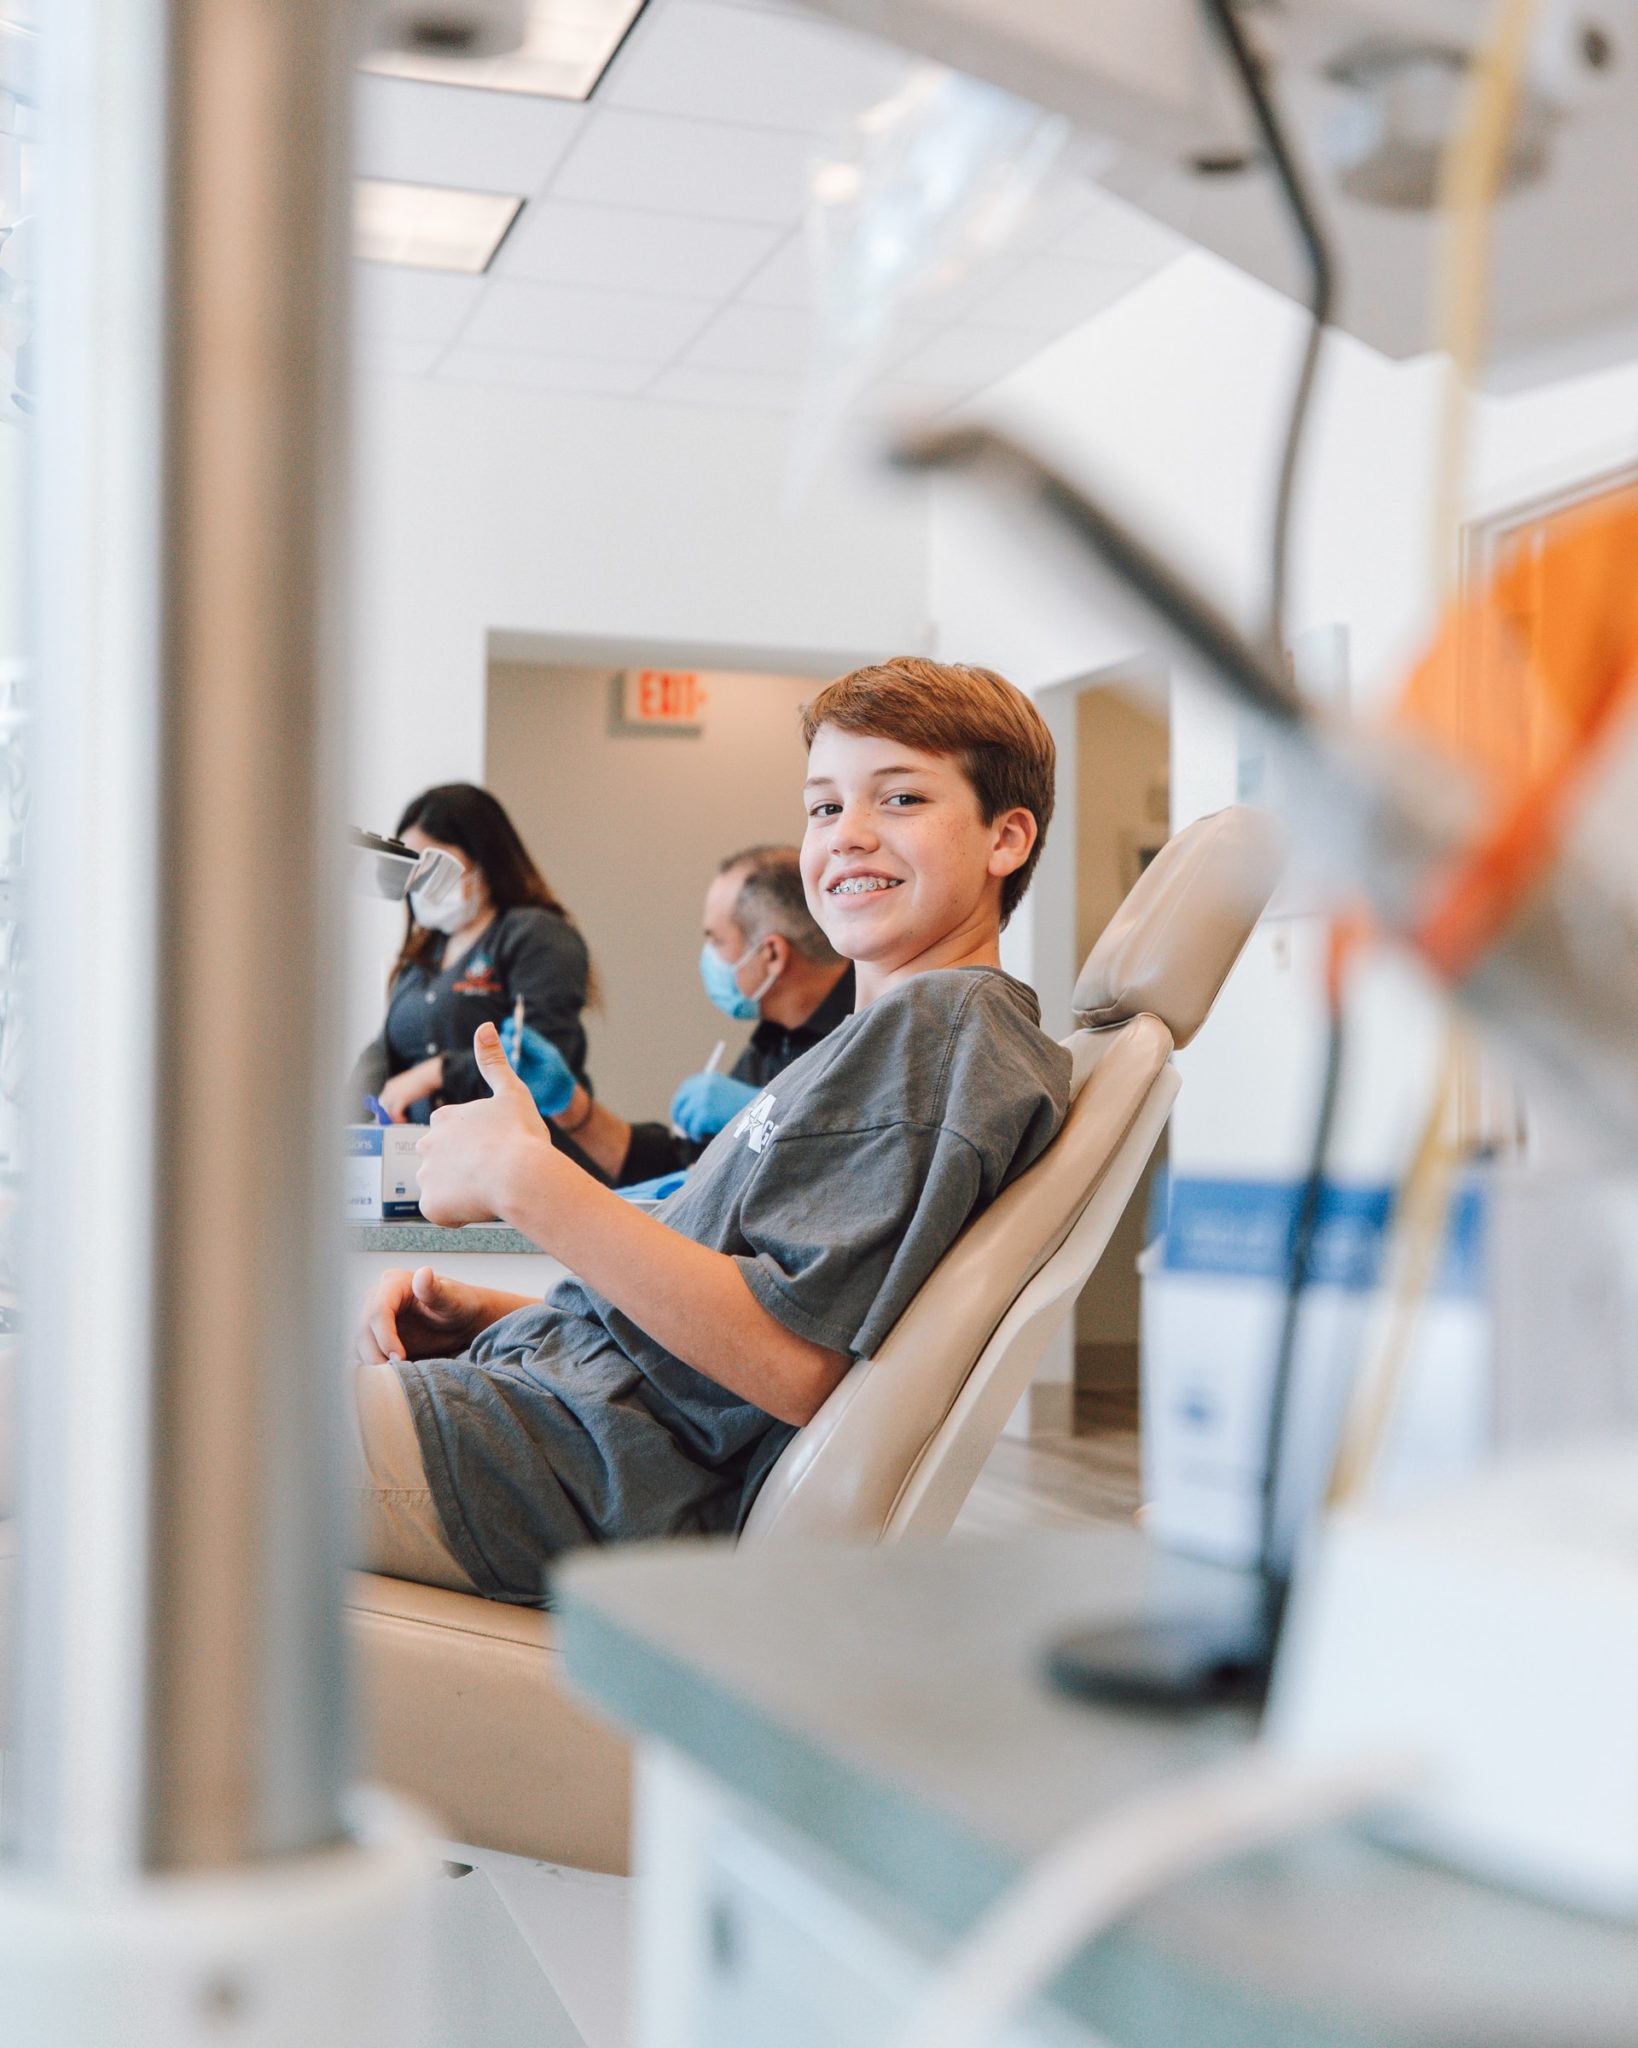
499;1018;577;1119
670;1070;757;1142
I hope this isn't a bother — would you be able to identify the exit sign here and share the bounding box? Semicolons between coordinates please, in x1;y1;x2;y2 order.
622;669;707;730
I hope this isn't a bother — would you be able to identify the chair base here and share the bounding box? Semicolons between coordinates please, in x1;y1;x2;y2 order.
347;1572;633;1875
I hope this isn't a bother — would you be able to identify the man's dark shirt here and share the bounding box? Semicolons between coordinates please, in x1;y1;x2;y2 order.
617;965;855;1186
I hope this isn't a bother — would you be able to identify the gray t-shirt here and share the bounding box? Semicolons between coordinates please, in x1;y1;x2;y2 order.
397;966;1071;1602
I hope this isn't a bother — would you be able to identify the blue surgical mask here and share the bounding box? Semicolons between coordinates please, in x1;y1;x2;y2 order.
700;938;778;1021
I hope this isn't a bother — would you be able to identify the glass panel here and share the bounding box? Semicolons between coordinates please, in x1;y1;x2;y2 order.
0;2;35;1525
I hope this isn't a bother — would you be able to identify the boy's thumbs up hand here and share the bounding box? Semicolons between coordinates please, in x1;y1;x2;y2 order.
473;1018;530;1097
416;1022;556;1227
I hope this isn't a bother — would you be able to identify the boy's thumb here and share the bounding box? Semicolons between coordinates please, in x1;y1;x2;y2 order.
411;1265;450;1311
474;1020;519;1087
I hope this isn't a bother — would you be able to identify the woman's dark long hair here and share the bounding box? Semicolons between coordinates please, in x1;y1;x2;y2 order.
392;783;587;988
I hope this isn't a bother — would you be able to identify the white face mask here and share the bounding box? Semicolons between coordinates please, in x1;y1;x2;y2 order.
410;866;481;934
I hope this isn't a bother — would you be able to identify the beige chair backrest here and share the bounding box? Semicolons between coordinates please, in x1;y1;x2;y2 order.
743;804;1284;1545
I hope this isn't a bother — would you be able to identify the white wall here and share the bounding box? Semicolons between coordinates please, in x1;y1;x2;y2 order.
346;374;930;1053
485;662;821;1124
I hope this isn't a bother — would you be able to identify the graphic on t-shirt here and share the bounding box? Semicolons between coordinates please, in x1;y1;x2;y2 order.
736;1091;780;1155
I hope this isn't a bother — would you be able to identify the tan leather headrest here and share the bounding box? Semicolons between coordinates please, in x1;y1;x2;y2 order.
1072;805;1284;1048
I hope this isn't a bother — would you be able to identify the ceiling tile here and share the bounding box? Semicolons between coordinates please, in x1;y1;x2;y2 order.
888;323;1048;393
737;230;813;309
353;264;486;346
353;339;445;378
499;199;781;297
604;0;909;135
1055;193;1186;270
681;302;810;373
460;277;717;361
437;349;658;394
648;365;806;411
551;109;816;224
960;256;1148;334
908;249;1028;320
739;234;1026;328
855;381;958;421
1003;174;1106;254
639;365;959;423
354;74;583;197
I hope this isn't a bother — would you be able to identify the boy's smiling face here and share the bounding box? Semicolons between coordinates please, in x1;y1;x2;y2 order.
801;725;1036;1003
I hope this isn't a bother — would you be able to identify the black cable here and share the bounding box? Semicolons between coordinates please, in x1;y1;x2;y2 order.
899;8;1347;1701
1198;0;1337;651
1197;1;1345;1646
1257;1004;1345;1627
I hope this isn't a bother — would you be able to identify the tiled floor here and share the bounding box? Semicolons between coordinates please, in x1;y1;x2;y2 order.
955;1391;1142;1538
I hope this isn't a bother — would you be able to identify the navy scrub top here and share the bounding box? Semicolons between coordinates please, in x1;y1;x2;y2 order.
353;904;591;1122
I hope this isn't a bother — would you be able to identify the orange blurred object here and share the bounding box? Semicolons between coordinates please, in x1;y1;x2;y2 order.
1393;488;1638;980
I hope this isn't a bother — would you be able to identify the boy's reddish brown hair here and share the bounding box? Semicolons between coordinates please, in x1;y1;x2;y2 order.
800;656;1056;924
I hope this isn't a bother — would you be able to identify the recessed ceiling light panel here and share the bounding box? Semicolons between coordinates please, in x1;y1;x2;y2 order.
355;177;523;272
361;0;650;101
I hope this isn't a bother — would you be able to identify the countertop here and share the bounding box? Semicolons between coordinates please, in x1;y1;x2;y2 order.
559;1526;1638;2048
345;1219;542;1255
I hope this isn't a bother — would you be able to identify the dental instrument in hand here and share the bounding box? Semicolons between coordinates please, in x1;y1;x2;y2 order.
671;1039;729;1138
498;1010;577;1119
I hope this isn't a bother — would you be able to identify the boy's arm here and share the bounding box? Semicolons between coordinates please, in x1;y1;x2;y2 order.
415;1025;849;1428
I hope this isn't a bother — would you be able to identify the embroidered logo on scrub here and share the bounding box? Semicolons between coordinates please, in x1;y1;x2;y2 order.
735;1092;780;1155
452;956;503;999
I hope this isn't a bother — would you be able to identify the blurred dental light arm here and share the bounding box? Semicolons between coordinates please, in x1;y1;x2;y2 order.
895;420;1638;1153
797;0;1638;383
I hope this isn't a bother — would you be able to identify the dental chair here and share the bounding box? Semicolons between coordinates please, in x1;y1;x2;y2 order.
345;804;1283;1874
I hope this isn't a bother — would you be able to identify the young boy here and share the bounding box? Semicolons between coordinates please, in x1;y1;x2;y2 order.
354;658;1072;1604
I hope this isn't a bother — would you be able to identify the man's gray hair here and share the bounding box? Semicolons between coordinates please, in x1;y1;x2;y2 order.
719;844;839;965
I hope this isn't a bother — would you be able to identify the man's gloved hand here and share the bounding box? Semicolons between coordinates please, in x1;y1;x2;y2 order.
498;1018;577;1118
670;1070;757;1142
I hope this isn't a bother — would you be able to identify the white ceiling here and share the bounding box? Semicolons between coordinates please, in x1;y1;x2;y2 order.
352;0;1182;415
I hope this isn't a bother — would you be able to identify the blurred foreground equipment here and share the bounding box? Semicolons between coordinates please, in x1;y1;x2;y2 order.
801;0;1638;385
898;424;1638;1155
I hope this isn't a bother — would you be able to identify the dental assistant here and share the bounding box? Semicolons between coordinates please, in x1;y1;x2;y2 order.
351;782;595;1136
505;845;852;1185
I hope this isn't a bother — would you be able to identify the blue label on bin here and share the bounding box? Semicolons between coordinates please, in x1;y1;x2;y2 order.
1158;1175;1486;1298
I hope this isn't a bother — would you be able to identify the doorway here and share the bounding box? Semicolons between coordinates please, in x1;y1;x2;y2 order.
484;657;825;1123
1071;681;1171;1421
